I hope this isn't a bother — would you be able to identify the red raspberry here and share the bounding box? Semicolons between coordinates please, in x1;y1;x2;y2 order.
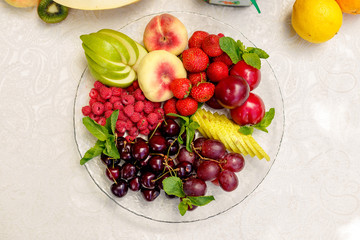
113;101;124;110
122;94;135;105
188;72;207;86
148;123;157;131
126;86;134;93
163;98;178;118
99;86;112;99
147;113;158;125
128;126;139;137
104;110;113;119
188;31;209;48
117;111;128;121
124;104;135;117
206;61;229;82
212;52;233;67
82;106;92;116
134;101;145;112
89;88;99;99
109;96;121;104
133;88;146;101
153;102;162;108
201;34;223;57
130;112;141;123
125;135;136;142
104;102;113;111
89;113;100;121
125;119;134;131
154;108;164;120
115;120;126;134
97;117;106;126
182;48;209;73
91;102;105;115
96;95;106;103
143;101;155;114
132;80;139;89
137;118;148;130
140;128;150;136
94;81;104;90
111;87;123;97
89;98;97;107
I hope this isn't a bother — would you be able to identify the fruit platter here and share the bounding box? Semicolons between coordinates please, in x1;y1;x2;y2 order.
73;11;284;222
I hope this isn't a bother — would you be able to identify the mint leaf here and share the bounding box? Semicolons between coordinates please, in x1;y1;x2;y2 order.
178;200;189;216
103;135;120;159
238;126;254;135
219;37;241;64
254;108;275;133
162;176;186;198
80;140;105;165
236;40;246;52
82;117;109;141
105;110;119;134
242;52;261;69
187;196;215;206
249;48;269;59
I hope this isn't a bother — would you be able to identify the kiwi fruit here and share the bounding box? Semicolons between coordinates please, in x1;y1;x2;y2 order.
37;0;69;24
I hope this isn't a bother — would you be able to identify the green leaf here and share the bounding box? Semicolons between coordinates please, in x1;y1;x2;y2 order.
162;176;186;198
178;200;189;216
167;113;189;125
82;117;109;141
236;40;246;52
104;110;119;134
187;196;215;206
238;126;254;135
177;125;186;145
242;52;261;69
249;48;269;59
80;140;105;165
103;135;120;159
253;108;275;133
219;37;241;64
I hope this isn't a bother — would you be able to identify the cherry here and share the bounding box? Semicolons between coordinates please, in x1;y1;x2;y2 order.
148;155;165;173
166;138;179;156
106;166;121;182
100;153;120;167
160;118;180;137
140;171;157;189
141;187;160;202
111;180;128;197
131;139;150;161
120;163;137;180
128;177;141;191
176;162;193;178
148;135;167;153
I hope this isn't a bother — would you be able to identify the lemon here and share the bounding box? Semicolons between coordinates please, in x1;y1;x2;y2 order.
292;0;343;43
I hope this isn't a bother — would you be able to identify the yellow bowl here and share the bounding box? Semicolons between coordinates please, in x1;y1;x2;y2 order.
53;0;141;10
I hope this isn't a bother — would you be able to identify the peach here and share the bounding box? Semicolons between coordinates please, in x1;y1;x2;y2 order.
4;0;39;8
137;50;187;102
143;13;188;56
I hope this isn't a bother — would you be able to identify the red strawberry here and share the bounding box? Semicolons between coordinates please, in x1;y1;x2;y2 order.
170;78;192;99
201;34;223;57
190;82;215;103
181;48;209;73
163;98;178;118
212;52;233;67
188;72;207;86
206;61;229;82
188;31;209;48
176;97;198;116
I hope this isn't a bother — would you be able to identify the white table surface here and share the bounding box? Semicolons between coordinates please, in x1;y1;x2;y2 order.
1;0;360;239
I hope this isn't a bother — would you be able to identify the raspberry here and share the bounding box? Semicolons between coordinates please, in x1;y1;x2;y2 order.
130;112;141;123
147;113;158;125
115;120;126;133
163;98;178;118
96;95;106;103
153;102;162;108
143;101;155;114
137;118;148;130
89;113;100;121
111;87;123;97
104;102;113;111
125;135;136;142
94;81;104;90
91;102;105;115
89;98;97;107
82;106;92;116
113;101;124;110
148;123;157;131
97;117;106;126
117;111;128;121
124;104;135;117
104;110;113;119
89;88;99;99
128;126;139;137
154;108;165;120
99;86;112;99
134;101;145;112
122;94;135;105
109;96;121;104
140;128;150;136
133;88;146;101
125;119;134;131
126;86;134;93
132;81;139;89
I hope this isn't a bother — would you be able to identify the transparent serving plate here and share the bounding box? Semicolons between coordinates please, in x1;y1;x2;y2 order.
73;11;285;223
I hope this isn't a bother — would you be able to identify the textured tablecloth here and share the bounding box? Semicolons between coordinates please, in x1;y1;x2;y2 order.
1;0;360;239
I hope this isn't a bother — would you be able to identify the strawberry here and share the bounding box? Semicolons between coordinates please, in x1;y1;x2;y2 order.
181;48;209;73
176;97;198;116
188;72;207;86
188;31;209;48
163;98;178;118
170;78;192;99
201;34;223;57
206;61;229;82
212;52;233;67
190;82;215;103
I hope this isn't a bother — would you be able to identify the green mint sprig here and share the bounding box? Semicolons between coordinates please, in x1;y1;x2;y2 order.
219;37;269;69
80;110;120;165
166;113;200;152
238;108;275;135
162;176;215;216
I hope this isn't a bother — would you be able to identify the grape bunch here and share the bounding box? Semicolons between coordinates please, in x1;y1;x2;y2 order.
100;117;245;207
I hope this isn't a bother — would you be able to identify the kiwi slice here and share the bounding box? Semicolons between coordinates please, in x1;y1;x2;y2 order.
37;0;69;24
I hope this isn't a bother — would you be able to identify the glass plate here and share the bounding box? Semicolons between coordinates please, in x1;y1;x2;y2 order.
73;11;285;223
